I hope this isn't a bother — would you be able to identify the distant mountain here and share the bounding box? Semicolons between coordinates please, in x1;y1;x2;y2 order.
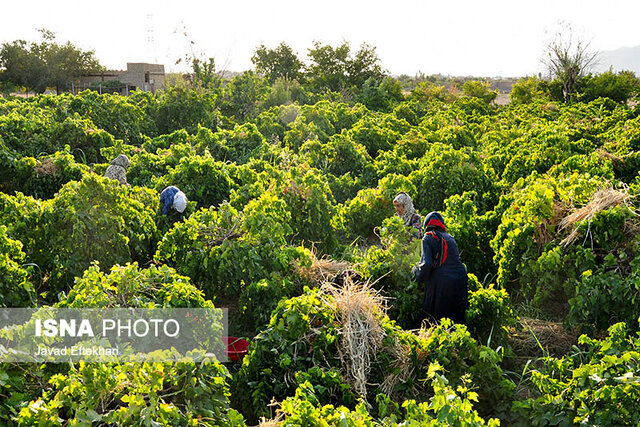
594;46;640;75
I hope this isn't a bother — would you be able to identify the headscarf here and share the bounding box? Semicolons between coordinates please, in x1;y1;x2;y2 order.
393;192;418;227
111;154;130;169
173;191;187;213
423;211;447;233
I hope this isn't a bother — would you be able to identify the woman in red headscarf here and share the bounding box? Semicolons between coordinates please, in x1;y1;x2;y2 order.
412;212;468;325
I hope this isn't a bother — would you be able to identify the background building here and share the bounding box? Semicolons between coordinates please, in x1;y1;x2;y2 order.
75;63;165;95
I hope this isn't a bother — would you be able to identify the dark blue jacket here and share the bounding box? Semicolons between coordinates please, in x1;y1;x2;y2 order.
414;212;468;324
160;186;179;216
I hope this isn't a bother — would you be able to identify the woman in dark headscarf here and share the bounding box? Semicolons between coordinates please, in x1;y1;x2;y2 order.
412;212;468;325
393;192;422;238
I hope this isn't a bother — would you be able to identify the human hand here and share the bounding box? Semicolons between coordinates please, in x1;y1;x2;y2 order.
411;264;418;280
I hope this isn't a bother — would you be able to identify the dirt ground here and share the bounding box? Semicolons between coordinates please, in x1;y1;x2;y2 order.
494;93;511;105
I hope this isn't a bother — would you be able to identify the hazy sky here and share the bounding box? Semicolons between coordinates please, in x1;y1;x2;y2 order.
2;0;639;77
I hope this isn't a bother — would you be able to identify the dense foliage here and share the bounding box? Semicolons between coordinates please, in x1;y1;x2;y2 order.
514;320;640;425
1;60;640;424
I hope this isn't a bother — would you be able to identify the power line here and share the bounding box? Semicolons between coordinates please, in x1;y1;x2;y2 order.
147;14;158;64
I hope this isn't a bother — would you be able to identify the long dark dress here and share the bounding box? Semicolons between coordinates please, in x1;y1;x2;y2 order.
413;213;468;324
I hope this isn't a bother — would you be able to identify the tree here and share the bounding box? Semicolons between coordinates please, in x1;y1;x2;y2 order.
306;41;351;93
578;69;640;104
306;41;385;95
219;71;269;121
461;80;498;104
345;42;385;88
190;57;223;91
0;29;103;94
44;44;104;94
251;42;304;83
509;76;550;104
355;76;404;111
543;27;598;103
155;85;219;134
0;40;48;94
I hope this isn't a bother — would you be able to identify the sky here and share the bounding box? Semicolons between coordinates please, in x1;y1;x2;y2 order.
2;0;639;77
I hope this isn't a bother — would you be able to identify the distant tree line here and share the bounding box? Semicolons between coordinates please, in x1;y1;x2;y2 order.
2;29;639;110
158;40;405;123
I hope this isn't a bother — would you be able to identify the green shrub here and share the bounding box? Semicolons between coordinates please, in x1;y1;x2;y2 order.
337;174;414;240
155;199;310;300
578;70;640;104
237;275;298;334
57;262;213;308
34;174;159;299
65;90;158;144
0;362;66;425
127;140;197;188
153;154;233;210
226;159;283;210
374;150;418;178
209;123;270;164
233;287;514;422
465;275;516;347
491;173;603;308
283;100;367;149
0;192;43;254
17;358;244;426
7;150;89;199
155;86;219;134
300;133;373;178
409;143;495;213
500;133;583;185
354;77;405;112
280;168;338;253
325;172;365;204
461;80;498;105
252;105;290;142
569;249;640;333
262;78;310;109
513;320;640;426
346;114;407;157
219;71;268;121
231;287;340;421
509;77;551;104
1;262;227;426
0;225;34;307
0;105;115;164
358;216;421;327
410;82;456;104
278;363;500;426
444;191;498;279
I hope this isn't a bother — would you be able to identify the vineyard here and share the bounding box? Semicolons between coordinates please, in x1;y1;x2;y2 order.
1;74;640;426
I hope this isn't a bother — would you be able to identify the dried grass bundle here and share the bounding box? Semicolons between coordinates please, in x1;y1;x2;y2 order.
198;214;243;246
258;417;282;427
35;158;60;177
258;399;284;426
596;148;622;163
509;317;578;358
559;186;631;247
294;250;351;285
536;201;570;245
321;275;387;399
380;338;414;396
